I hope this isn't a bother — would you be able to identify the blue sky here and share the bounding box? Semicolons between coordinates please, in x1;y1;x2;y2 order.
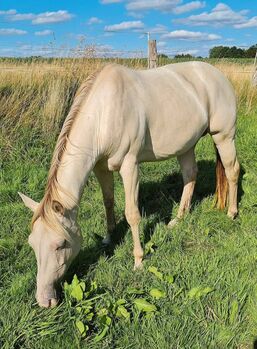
0;0;257;57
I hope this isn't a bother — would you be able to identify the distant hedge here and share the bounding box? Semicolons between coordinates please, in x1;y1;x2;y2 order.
209;45;257;58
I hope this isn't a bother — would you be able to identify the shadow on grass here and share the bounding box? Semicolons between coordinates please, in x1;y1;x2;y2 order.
66;159;245;282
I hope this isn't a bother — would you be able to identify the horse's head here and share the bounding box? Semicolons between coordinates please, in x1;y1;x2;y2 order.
19;192;82;308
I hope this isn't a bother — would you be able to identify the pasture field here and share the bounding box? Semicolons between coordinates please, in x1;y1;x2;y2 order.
0;58;257;348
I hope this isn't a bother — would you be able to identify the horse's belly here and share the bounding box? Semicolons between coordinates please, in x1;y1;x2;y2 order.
139;112;207;162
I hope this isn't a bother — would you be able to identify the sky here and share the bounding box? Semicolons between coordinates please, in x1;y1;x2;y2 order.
0;0;257;58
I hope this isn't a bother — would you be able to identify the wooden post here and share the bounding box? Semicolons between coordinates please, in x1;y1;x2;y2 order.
148;39;157;69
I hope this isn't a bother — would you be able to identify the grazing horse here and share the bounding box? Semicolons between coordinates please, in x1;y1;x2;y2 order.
19;62;240;307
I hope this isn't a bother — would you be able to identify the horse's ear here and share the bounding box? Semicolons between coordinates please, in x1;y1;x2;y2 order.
52;201;64;215
18;192;39;212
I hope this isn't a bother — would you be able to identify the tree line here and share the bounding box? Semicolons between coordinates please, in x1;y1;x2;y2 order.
209;45;257;58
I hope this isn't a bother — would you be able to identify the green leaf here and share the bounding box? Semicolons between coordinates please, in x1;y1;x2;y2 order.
229;299;239;324
188;286;214;299
188;287;200;299
71;284;84;302
116;305;130;320
80;281;86;292
144;241;156;254
81;303;93;313
116;298;126;305
148;266;163;280
76;320;86;336
86;312;94;321
71;274;80;288
133;298;157;312
76;306;82;313
164;275;174;284
127;287;144;295
201;287;214;296
97;308;108;317
90;280;98;292
149;288;166;299
63;281;70;291
94;325;109;343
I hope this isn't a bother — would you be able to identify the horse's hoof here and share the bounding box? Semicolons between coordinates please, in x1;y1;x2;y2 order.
227;211;238;220
133;259;143;271
167;218;178;228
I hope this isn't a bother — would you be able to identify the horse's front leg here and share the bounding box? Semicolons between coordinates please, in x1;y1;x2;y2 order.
120;154;143;269
168;148;198;227
94;165;116;244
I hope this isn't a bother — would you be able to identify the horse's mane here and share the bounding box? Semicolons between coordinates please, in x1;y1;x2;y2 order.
31;66;105;239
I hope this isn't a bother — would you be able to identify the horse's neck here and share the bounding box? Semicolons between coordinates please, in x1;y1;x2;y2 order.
56;114;99;207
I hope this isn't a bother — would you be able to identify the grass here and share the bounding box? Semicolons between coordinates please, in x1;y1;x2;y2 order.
1;58;257;348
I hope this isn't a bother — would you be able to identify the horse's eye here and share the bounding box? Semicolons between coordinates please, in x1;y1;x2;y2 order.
56;240;67;250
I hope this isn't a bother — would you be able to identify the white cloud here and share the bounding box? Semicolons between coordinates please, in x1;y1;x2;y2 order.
8;13;35;21
0;28;27;35
158;41;167;47
175;3;248;27
32;11;74;24
87;17;103;25
35;30;53;36
126;0;181;12
127;11;144;18
173;1;205;14
105;20;144;31
173;49;199;55
148;24;167;33
235;16;257;28
0;9;74;24
0;9;17;15
162;30;221;41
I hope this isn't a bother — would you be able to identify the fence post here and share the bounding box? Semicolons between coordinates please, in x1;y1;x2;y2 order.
148;39;157;69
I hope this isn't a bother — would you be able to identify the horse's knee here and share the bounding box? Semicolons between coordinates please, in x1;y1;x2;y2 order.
125;209;141;227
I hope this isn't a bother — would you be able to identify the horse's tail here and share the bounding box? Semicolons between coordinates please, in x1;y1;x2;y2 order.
214;147;228;209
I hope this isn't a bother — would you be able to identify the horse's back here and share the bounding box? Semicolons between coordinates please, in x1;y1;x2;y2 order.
90;62;236;164
144;62;236;136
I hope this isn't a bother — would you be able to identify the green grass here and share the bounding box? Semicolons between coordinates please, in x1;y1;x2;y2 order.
1;60;257;348
1;112;257;348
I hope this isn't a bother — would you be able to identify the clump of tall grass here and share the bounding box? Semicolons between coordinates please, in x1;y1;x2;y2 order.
215;62;257;115
0;59;256;138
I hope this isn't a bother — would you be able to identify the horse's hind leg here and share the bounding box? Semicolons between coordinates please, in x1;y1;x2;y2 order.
212;135;240;218
94;164;116;244
168;148;197;227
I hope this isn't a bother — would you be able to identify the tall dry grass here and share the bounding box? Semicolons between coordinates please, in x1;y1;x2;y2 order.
215;62;257;114
0;59;256;137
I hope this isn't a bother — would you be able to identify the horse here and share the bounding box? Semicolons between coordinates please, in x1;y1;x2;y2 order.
19;61;240;308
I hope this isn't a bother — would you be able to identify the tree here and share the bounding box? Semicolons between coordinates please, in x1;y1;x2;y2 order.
245;45;257;58
174;54;193;59
158;53;168;59
209;44;257;58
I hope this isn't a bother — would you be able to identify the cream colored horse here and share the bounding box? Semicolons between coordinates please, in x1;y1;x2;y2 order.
19;62;240;307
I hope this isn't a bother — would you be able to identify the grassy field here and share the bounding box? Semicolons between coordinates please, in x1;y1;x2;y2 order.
1;58;257;348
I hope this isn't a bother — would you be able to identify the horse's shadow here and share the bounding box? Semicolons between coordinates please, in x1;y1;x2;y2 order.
66;159;245;282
